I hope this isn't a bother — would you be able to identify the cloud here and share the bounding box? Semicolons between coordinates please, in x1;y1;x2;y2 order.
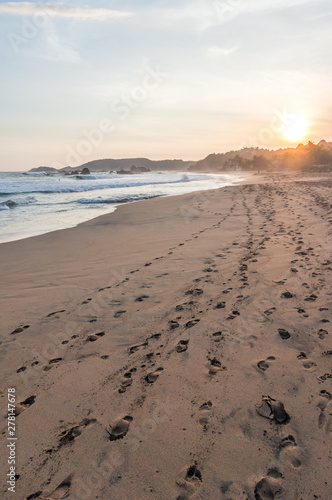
148;0;316;31
247;0;314;11
40;24;82;63
0;2;133;20
206;45;238;58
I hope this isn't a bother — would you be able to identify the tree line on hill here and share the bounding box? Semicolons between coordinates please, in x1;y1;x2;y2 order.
189;140;332;173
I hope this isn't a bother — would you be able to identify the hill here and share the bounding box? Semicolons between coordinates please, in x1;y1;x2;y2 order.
189;140;332;173
64;158;194;172
30;158;194;173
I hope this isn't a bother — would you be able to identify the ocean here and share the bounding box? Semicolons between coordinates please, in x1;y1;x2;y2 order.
0;170;239;243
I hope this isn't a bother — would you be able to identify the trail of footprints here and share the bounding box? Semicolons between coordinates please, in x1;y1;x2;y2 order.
7;182;332;499
111;185;329;497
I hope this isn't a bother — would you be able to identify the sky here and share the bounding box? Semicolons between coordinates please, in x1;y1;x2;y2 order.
0;0;331;170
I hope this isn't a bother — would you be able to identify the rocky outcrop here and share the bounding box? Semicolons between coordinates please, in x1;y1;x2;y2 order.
130;165;150;173
29;166;58;173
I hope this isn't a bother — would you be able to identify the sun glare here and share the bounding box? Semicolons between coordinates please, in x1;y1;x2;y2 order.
282;114;308;142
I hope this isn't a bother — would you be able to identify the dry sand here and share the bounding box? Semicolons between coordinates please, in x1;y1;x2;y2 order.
0;173;331;499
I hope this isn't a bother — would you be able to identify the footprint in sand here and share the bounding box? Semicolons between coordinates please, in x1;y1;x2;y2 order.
43;358;63;371
304;294;317;302
208;358;226;375
254;469;282;500
59;418;96;447
11;325;30;335
114;310;126;318
176;340;189;353
107;415;133;441
148;333;162;340
176;463;202;496
16;395;36;415
278;328;291;340
47;310;65;318
279;434;302;468
169;320;180;329
119;369;137;393
280;292;294;299
257;356;276;371
317;390;332;433
302;359;317;370
317;373;332;382
264;307;276;316
185;319;200;328
215;302;226;309
203;267;215;273
46;474;73;499
86;332;105;342
109;300;121;306
129;342;148;354
256;396;290;425
212;331;224;343
185;288;203;296
227;310;240;320
135;295;149;302
318;329;328;340
199;401;212;428
145;367;164;384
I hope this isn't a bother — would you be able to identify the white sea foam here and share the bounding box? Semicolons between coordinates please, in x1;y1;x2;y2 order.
0;171;241;243
23;171;48;176
0;196;37;210
4;196;37;207
0;172;197;195
78;194;161;204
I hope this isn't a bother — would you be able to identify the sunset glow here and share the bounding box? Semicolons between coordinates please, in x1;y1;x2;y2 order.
282;114;308;143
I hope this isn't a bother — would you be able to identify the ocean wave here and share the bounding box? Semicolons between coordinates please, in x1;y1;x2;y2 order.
71;174;118;180
78;194;162;205
1;196;37;208
0;173;197;195
0;204;9;211
23;171;48;176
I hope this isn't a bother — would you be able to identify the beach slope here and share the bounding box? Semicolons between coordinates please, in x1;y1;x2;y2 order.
0;174;331;499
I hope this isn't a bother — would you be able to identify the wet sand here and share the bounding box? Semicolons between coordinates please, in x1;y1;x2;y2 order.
0;173;331;499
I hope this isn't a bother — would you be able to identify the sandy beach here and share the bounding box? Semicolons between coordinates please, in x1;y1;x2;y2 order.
0;173;331;500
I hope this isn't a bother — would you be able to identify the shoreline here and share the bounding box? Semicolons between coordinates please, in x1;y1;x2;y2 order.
0;182;246;331
0;172;331;499
0;170;246;245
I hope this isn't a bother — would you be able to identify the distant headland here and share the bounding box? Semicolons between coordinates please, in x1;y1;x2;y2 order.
29;140;332;175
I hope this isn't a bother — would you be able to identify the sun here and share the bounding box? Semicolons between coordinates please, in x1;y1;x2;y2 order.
282;114;308;142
